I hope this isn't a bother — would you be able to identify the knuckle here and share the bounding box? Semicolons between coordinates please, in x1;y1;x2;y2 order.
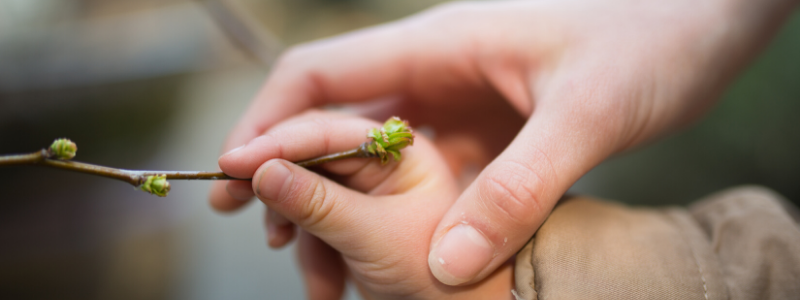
274;45;312;69
414;1;484;27
409;2;491;45
423;1;480;20
261;132;284;157
298;179;334;229
310;117;335;129
480;161;545;226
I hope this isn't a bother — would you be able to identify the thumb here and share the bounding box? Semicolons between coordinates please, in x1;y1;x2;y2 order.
252;158;376;251
428;101;621;285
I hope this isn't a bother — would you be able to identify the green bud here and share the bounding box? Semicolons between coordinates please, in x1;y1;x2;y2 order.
366;117;414;164
49;138;77;160
138;175;171;197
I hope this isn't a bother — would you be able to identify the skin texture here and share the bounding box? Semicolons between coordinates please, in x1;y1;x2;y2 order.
210;0;800;293
218;111;513;299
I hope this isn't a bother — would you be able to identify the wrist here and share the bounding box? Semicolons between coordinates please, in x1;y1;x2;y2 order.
714;0;798;30
682;0;799;87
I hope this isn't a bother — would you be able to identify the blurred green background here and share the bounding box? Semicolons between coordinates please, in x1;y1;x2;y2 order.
571;12;800;206
0;0;798;299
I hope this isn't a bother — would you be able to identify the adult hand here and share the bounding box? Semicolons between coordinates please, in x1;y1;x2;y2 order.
210;0;798;286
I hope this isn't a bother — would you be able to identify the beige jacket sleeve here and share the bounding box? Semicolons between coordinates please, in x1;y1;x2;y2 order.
514;186;800;300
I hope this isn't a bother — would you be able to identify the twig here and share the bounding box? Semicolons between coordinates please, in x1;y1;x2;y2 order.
295;142;376;167
0;117;413;196
0;143;375;182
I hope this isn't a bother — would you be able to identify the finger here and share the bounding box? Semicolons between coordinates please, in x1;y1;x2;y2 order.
225;21;425;155
265;208;295;248
252;158;380;249
212;115;374;212
428;87;623;285
297;231;346;300
211;111;351;212
209;21;420;212
207;180;256;213
210;1;494;212
220;117;410;195
226;180;255;201
219;0;501;164
209;180;251;212
214;113;438;211
216;111;339;210
220;117;378;178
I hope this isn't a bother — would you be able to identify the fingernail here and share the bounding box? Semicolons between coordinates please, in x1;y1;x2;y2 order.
428;225;494;285
222;144;245;157
255;161;293;202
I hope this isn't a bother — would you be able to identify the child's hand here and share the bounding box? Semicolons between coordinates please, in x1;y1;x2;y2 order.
213;111;512;300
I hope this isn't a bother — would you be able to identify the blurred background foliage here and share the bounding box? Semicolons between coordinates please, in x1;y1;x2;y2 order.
0;0;797;299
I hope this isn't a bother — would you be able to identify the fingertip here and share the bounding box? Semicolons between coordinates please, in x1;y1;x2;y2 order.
268;207;292;226
267;222;296;248
226;180;256;202
219;135;281;179
266;208;296;248
209;181;252;212
428;224;494;286
217;144;244;169
426;153;558;285
221;144;246;159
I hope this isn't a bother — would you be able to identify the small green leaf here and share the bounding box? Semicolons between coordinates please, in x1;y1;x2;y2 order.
387;149;402;161
380;128;390;143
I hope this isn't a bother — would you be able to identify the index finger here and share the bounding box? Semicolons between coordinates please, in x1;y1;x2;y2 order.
223;21;423;153
209;22;428;212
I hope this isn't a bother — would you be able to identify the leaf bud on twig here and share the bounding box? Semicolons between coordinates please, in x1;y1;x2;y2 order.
366;117;414;164
138;174;171;197
49;138;78;160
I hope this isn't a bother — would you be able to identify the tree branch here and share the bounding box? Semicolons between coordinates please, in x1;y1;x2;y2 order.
0;117;413;196
0;143;375;184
